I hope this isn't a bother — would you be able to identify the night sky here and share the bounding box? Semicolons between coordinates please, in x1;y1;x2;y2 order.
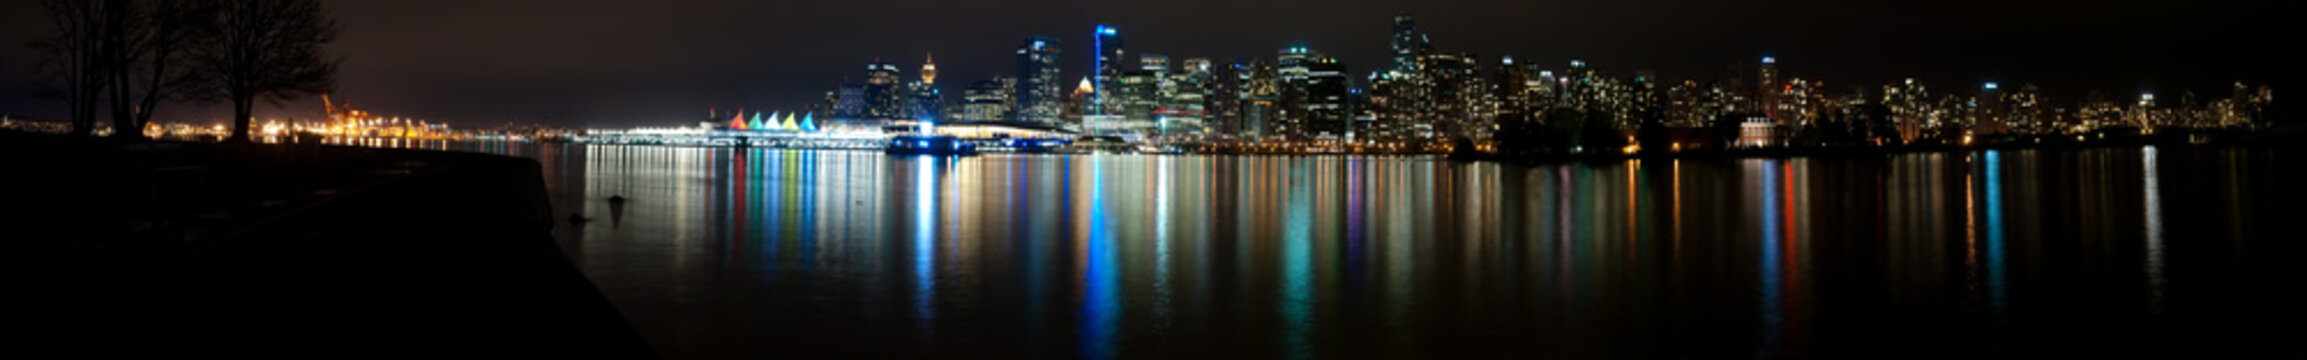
0;0;2287;128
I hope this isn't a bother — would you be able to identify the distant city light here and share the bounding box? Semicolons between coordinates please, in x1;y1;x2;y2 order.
1762;56;1776;64
1984;82;1999;90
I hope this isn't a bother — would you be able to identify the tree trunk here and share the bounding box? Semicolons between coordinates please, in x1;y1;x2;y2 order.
229;94;253;143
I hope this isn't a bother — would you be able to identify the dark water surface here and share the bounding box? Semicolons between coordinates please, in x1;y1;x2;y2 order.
467;143;2299;359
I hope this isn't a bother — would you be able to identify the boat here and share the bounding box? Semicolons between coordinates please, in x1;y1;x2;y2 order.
885;134;978;156
1053;136;1136;154
1005;137;1072;153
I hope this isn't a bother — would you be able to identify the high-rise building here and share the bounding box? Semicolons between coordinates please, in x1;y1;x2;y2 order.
962;77;1013;123
1241;59;1279;139
1094;25;1126;116
1140;54;1170;78
1066;78;1092;125
910;82;941;122
2011;83;2044;132
1419;52;1481;139
1758;56;1780;122
1208;62;1243;137
1302;57;1351;139
1882;78;1931;141
1494;56;1532;124
835;85;866;120
866;59;904;120
1975;82;2005;135
1368;71;1412;140
1162;58;1214;137
1390;14;1423;73
1015;36;1063;124
908;54;941;122
1118;69;1160;126
920;52;938;86
1277;46;1321;138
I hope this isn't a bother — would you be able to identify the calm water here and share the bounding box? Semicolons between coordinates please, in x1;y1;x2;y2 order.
462;143;2300;358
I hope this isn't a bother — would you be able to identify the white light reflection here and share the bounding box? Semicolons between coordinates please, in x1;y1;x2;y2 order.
913;155;936;336
2143;146;2164;316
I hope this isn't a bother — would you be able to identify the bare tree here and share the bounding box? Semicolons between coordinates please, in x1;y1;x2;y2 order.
31;0;117;136
194;0;339;143
104;0;218;139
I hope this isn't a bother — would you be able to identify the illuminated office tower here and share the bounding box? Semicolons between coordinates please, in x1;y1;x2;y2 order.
865;59;904;120
1140;54;1170;78
1015;36;1063;124
908;53;941;121
1277;46;1318;138
962;77;1012;123
1207;62;1243;137
1494;56;1531;124
1162;58;1213;137
1094;25;1126;116
1976;82;2005;135
1758;56;1780;122
1302;56;1350;139
835;85;866;120
1418;52;1479;139
1391;14;1423;73
1241;59;1278;138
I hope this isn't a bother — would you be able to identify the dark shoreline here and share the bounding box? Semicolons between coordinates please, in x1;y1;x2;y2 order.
4;130;654;358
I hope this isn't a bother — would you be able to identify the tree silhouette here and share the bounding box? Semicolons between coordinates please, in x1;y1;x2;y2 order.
193;0;339;143
107;0;217;139
31;0;114;136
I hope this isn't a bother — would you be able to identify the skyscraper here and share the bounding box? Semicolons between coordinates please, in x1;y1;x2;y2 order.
1494;56;1532;124
1302;57;1351;139
865;59;904;120
1094;25;1126;116
1976;82;2005;135
1209;62;1243;137
909;54;942;122
1278;46;1317;138
962;77;1013;123
1419;52;1480;139
1140;54;1170;78
1390;14;1422;73
920;52;938;86
1015;36;1063;125
1758;56;1780;122
835;85;866;120
1162;58;1213;137
1242;59;1278;139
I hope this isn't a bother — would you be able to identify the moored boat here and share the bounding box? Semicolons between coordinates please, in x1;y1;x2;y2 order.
885;134;978;156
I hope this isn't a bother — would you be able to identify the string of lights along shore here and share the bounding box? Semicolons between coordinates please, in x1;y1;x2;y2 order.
675;14;2273;152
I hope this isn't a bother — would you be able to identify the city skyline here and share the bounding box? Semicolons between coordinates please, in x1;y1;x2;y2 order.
0;0;2286;127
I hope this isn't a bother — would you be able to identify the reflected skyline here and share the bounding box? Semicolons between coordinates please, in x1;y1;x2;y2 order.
460;143;2294;358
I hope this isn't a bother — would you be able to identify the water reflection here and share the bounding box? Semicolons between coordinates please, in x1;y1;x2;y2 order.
445;143;2293;358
